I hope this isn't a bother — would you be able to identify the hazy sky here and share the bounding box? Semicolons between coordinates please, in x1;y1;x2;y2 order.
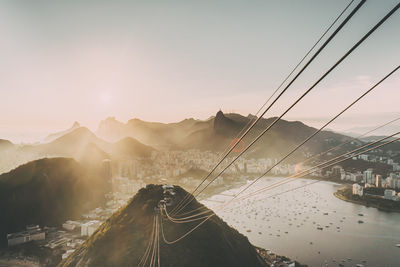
1;0;399;143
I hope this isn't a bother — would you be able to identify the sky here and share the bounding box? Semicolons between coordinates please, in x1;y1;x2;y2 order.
0;0;399;143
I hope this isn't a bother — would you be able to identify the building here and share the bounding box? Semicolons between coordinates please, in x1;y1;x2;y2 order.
384;189;397;200
47;237;70;249
393;163;400;171
62;221;82;231
7;225;45;247
352;184;364;197
81;220;102;236
375;174;383;188
386;176;397;189
331;165;343;177
363;169;373;184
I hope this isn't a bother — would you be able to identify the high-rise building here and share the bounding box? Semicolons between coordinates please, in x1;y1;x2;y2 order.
363;169;373;184
376;174;383;188
352;184;363;196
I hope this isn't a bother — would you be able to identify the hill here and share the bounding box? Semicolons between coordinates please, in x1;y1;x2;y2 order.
26;127;155;162
40;127;106;156
60;185;268;267
96;116;210;148
0;139;14;150
44;121;81;143
95;111;354;162
179;111;354;161
110;137;155;159
0;158;108;247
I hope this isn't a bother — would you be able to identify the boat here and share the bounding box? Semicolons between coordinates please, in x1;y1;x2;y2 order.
358;213;364;216
358;220;364;224
396;244;400;248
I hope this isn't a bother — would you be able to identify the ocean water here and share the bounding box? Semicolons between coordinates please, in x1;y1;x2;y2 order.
202;177;400;267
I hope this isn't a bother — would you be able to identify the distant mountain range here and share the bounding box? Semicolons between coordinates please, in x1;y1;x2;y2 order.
95;111;355;162
22;127;156;162
59;185;268;267
44;121;81;143
2;110;398;175
342;124;400;137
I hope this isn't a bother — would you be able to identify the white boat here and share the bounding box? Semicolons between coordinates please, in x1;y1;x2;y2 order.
396;244;400;248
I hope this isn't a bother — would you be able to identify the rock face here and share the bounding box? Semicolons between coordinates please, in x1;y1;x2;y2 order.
213;110;241;135
59;185;268;267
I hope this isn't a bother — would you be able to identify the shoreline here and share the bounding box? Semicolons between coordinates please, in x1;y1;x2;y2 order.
196;174;344;201
334;186;400;213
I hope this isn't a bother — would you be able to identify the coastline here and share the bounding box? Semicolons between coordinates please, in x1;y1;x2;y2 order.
334;186;400;213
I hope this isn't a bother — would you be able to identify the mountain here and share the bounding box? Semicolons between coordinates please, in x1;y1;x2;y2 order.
39;126;155;161
14;127;155;174
44;121;81;143
182;112;355;162
60;185;268;267
37;127;118;162
0;139;14;150
343;123;400;137
0;158;108;246
95;111;354;161
96;117;210;148
26;127;106;158
96;117;127;142
213;110;242;135
110;137;155;159
78;142;111;168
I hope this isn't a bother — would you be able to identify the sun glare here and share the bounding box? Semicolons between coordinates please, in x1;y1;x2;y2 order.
99;92;112;105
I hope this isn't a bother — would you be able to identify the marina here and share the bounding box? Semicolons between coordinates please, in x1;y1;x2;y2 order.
203;177;400;267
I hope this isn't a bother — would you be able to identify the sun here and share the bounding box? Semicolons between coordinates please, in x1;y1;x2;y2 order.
99;92;112;105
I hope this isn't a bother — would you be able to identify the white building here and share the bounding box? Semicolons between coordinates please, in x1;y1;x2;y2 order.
352;184;364;196
81;220;102;236
7;225;45;247
62;221;82;231
384;189;397;200
363;169;373;184
393;163;400;171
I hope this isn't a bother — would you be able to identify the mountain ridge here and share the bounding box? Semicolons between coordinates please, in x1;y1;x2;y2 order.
44;121;81;143
94;111;354;160
59;184;269;267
